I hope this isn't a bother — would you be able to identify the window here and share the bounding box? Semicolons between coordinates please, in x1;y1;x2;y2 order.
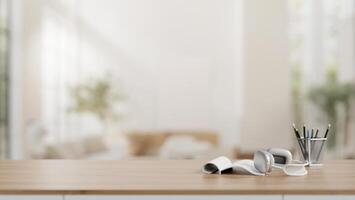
289;0;355;153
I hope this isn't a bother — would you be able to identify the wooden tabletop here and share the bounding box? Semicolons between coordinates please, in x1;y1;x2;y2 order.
0;159;354;195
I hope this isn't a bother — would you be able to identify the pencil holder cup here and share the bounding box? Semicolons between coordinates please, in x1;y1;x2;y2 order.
297;137;327;167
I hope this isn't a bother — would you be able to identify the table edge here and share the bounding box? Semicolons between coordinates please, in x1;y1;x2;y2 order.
0;189;354;195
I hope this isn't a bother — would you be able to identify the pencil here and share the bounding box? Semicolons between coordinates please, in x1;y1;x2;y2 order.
315;128;319;138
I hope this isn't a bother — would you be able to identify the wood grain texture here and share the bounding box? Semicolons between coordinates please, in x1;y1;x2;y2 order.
0;160;354;195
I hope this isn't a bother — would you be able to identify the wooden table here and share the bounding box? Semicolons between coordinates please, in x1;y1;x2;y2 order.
0;160;354;200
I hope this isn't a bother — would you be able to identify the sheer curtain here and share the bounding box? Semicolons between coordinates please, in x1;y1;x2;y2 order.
0;0;10;159
289;0;355;111
289;0;355;156
40;1;104;142
289;0;355;84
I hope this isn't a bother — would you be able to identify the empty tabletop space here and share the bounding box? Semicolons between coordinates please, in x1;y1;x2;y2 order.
0;160;354;195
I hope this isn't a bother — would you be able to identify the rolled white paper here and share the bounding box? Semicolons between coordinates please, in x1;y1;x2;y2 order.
202;156;233;174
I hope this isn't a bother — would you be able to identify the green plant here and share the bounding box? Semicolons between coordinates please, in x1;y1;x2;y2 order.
308;67;355;149
69;77;126;122
0;13;9;159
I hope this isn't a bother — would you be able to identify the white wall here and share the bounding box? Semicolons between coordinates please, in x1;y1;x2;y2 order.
79;0;243;147
9;0;24;159
240;0;292;150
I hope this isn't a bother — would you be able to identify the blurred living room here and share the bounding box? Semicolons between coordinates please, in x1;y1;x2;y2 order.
0;0;355;163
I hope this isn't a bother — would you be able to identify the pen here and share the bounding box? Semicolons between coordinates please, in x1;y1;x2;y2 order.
303;125;306;139
292;123;301;138
315;128;319;138
297;129;307;159
307;131;311;163
310;129;316;158
292;124;306;159
316;124;331;161
324;124;331;138
303;125;307;160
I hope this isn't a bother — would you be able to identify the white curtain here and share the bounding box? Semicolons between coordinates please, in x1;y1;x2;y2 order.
40;1;104;142
289;0;355;83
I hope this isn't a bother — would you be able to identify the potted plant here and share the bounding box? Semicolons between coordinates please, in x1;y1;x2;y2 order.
308;67;355;150
68;77;126;134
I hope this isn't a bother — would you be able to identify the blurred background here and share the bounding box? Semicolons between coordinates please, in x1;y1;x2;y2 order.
0;0;354;160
